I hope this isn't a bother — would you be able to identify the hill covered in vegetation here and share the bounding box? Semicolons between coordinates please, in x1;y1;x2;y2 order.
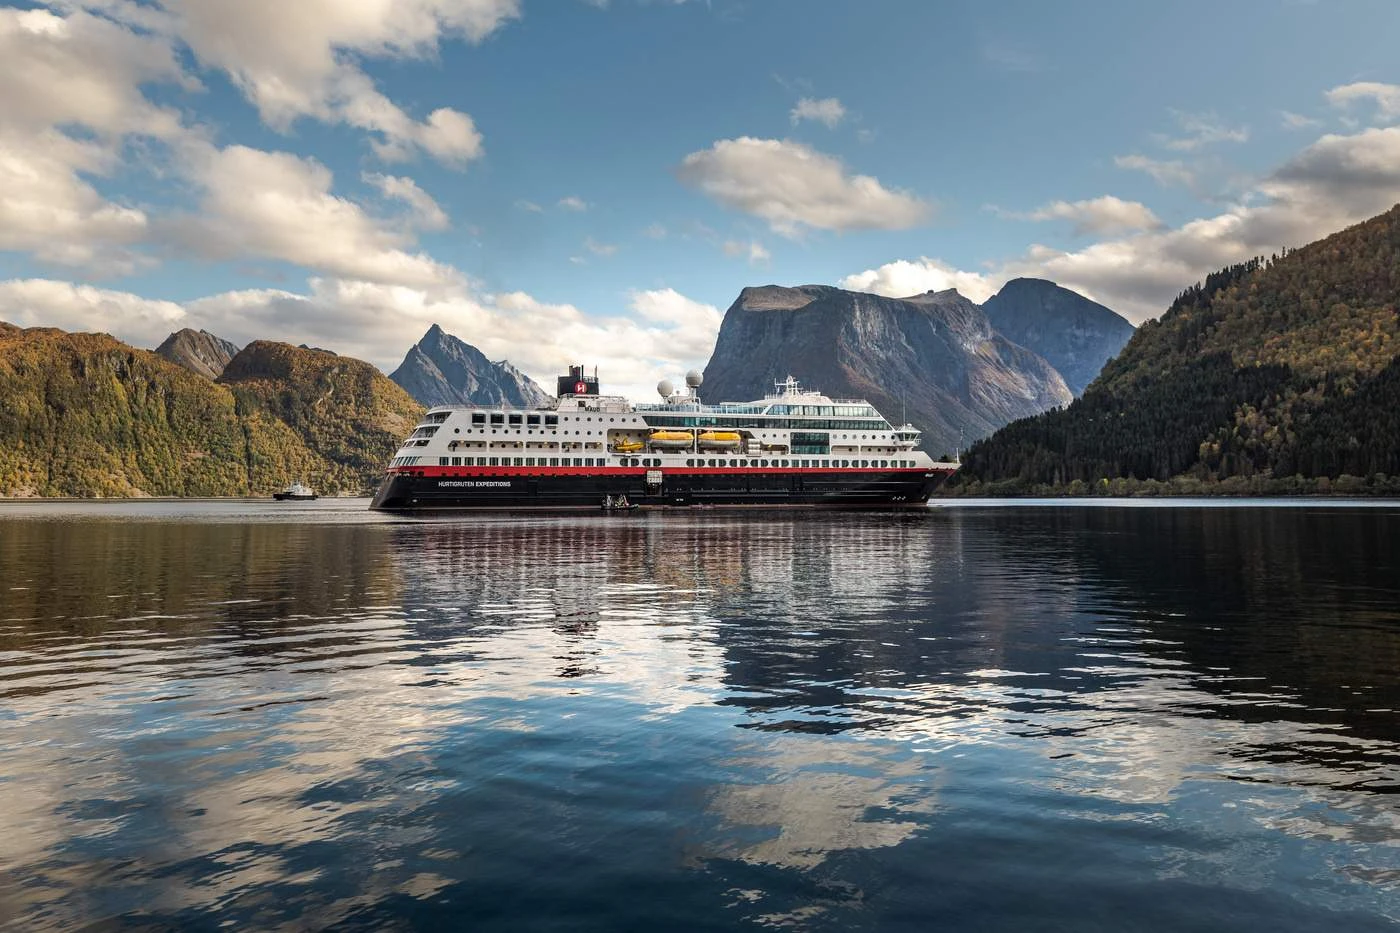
953;204;1400;495
0;327;422;497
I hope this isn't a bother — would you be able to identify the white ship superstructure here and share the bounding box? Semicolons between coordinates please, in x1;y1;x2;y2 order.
371;366;955;511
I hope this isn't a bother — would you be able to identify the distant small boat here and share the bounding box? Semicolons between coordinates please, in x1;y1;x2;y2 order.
273;482;317;501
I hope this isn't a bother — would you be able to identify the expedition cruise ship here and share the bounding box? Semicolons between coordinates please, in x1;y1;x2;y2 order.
369;366;957;511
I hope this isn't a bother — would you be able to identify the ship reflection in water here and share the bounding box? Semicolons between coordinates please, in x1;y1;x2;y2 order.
1;503;1398;930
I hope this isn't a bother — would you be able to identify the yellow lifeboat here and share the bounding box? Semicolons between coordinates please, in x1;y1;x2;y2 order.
648;430;694;449
612;439;644;453
697;430;742;450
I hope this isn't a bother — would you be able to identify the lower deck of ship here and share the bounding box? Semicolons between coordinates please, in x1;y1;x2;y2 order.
370;466;951;511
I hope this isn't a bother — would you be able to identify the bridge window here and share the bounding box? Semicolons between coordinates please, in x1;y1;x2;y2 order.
527;414;541;426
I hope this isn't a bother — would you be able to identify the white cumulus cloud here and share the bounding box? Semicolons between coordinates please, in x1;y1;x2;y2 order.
677;137;931;237
172;144;459;288
62;0;513;165
0;274;727;403
362;172;450;231
846;125;1400;323
839;258;999;304
1326;82;1400;122
0;7;192;273
994;196;1162;236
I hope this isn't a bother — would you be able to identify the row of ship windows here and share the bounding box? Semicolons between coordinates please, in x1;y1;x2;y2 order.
390;455;918;469
418;413;896;432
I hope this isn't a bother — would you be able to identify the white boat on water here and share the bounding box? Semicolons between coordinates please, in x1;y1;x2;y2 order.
273;482;317;501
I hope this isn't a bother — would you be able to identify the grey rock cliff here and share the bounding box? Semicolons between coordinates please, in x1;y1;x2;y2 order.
977;278;1134;396
153;328;239;380
701;285;1072;456
390;324;551;409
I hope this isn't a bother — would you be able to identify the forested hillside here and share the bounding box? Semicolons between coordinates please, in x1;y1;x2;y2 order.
0;328;422;497
219;341;423;493
954;203;1400;495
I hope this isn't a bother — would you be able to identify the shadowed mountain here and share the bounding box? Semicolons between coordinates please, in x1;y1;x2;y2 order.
701;285;1071;456
391;325;550;409
978;278;1135;396
154;328;240;380
957;203;1400;492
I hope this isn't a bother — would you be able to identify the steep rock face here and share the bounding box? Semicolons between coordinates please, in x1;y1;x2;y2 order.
701;285;1071;455
978;278;1134;395
390;325;551;408
154;328;240;380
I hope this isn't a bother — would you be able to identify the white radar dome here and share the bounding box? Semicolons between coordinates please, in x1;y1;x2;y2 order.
685;370;703;388
657;379;675;398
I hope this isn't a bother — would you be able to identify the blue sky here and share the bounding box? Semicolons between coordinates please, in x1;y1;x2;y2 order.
3;0;1400;397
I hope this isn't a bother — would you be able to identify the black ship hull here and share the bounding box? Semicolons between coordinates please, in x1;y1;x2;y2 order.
370;466;950;512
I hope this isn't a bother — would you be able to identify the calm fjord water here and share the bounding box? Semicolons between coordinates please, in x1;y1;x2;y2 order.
1;501;1398;931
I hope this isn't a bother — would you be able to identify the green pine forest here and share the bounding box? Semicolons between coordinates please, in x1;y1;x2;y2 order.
951;203;1400;496
0;325;423;497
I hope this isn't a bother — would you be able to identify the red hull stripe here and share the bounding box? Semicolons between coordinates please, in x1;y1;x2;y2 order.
388;465;954;477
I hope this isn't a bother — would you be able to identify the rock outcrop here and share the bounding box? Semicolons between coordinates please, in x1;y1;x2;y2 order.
978;278;1134;395
390;324;551;409
154;328;239;380
701;285;1072;456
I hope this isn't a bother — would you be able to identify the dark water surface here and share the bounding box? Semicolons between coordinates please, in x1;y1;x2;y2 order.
2;500;1399;931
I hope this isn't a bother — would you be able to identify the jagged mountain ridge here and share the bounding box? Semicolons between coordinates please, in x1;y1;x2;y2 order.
978;278;1135;395
390;324;550;409
701;285;1073;456
154;328;240;380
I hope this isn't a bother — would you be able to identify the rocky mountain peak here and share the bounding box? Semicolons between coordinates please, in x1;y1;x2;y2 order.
154;328;239;380
390;325;551;409
980;278;1134;395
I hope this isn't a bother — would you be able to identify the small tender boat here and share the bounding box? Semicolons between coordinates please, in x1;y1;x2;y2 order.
648;430;694;449
612;439;644;453
697;430;741;450
273;482;318;501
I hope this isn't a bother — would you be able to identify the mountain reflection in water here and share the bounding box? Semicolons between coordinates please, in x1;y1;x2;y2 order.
0;502;1397;931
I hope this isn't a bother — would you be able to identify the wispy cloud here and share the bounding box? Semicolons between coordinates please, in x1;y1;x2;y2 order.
722;238;771;266
557;195;588;212
1326;82;1400;121
1156;110;1248;152
1114;154;1196;189
990;195;1163;236
583;235;617;256
790;97;846;128
1280;110;1321;130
